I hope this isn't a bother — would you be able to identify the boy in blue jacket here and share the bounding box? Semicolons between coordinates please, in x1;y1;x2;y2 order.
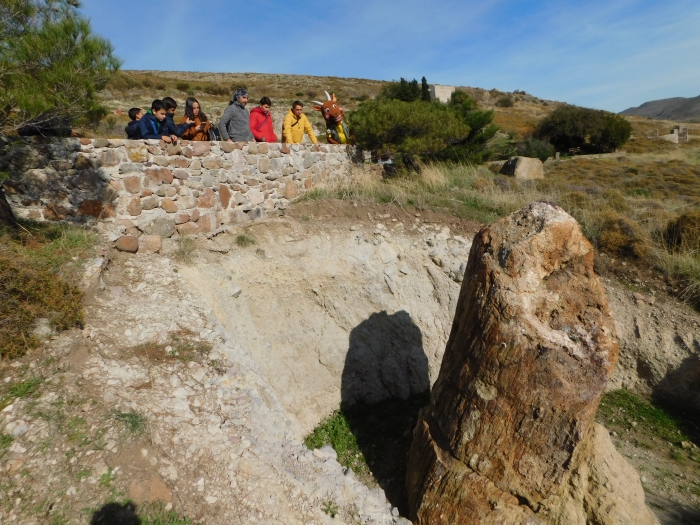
125;107;142;139
138;100;178;142
163;97;193;137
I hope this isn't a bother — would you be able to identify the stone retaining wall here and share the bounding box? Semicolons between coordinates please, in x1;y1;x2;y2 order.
1;137;353;239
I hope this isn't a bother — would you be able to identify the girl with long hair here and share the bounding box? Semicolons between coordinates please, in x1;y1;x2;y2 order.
180;97;211;141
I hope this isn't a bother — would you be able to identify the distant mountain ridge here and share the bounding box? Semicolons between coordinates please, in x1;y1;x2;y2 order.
621;95;700;122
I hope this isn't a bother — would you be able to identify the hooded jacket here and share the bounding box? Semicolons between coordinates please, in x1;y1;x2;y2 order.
218;100;253;142
249;106;278;142
137;112;172;140
282;110;317;144
125;120;141;139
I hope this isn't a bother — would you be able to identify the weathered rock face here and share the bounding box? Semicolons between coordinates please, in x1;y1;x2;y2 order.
406;202;624;524
551;423;658;525
500;156;544;180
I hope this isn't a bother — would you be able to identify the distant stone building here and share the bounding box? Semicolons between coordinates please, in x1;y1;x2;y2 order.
644;126;689;143
429;84;455;103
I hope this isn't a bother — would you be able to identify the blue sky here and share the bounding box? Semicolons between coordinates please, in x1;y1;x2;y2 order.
80;0;700;112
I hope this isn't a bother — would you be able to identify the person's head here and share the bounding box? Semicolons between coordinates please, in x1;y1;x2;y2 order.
259;96;272;115
128;107;143;121
184;97;206;121
291;101;304;117
232;88;249;106
162;96;178;115
150;99;167;121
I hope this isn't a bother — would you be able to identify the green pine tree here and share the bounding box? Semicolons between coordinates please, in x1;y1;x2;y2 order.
421;76;431;102
0;0;121;134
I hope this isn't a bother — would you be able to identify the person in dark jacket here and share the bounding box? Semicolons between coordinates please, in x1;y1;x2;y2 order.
218;88;254;142
137;100;178;143
163;97;194;137
125;107;143;139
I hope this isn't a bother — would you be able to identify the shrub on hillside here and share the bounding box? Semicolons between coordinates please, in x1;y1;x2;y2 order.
534;106;632;153
175;81;190;92
349;90;498;166
598;212;649;258
204;84;228;97
0;224;92;358
517;137;555;161
665;211;700;252
495;96;514;108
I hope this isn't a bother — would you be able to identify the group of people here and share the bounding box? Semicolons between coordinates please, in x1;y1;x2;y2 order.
124;88;318;145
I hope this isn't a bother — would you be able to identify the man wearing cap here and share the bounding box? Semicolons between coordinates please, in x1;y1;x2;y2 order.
219;88;254;142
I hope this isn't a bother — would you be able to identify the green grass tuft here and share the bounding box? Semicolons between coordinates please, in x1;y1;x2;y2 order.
6;377;43;399
173;237;196;264
112;411;147;435
597;389;698;444
235;234;256;247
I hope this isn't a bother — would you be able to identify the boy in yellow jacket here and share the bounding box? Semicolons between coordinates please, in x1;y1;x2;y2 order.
282;101;318;144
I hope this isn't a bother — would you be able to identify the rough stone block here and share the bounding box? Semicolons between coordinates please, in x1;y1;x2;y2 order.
161;198;178;213
258;158;271;173
500;156;544;180
127;198;142;216
247;144;258;154
167;144;182;156
139;235;162;253
123;176;141;194
172;169;189;180
220;142;236;153
174;212;190;224
145;167;173;184
202;158;222;169
176;196;197;210
197;211;217;233
126;146;149;163
192;142;211;156
141;195;159;210
177;222;199;235
284;182;298;199
219;185;232;208
168;157;189;168
93;138;109;148
138;215;176;238
247;207;264;220
100;149;121;167
115;236;138;253
230;209;251;223
197;188;215;208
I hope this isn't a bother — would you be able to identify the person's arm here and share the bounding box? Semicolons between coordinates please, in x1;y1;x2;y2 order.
218;106;232;141
282;113;293;143
180;117;196;140
304;115;318;144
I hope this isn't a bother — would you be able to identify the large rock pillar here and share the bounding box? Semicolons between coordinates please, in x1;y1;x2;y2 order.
406;202;622;524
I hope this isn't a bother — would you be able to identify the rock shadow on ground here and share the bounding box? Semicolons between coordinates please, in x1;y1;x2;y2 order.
340;310;431;515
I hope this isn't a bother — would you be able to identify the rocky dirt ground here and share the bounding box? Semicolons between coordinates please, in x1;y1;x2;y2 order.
1;199;700;524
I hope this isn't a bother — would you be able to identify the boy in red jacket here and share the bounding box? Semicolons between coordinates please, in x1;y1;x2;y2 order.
249;97;278;142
